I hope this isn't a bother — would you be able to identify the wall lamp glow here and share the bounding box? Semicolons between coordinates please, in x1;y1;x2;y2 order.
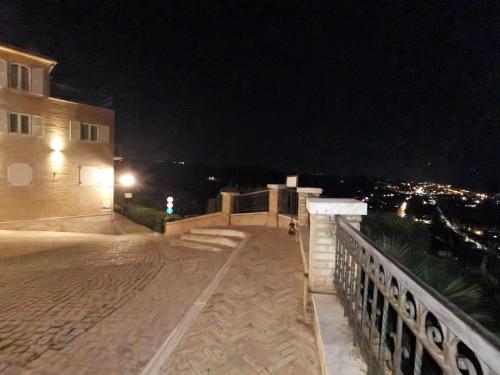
119;173;136;187
50;137;64;152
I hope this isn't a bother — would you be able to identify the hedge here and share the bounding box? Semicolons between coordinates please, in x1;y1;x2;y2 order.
115;203;166;233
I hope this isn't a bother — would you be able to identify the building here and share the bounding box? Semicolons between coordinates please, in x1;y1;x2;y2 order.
0;44;114;222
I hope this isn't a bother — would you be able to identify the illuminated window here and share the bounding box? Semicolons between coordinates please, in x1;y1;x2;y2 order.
9;64;30;91
8;113;30;134
80;123;99;142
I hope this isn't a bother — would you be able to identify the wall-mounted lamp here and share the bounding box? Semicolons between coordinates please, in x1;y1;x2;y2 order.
50;137;64;152
50;137;64;179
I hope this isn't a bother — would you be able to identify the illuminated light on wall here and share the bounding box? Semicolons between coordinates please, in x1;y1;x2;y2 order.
50;150;64;170
50;137;64;152
49;137;65;175
119;173;136;187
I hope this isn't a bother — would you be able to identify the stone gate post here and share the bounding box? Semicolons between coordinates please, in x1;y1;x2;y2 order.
221;192;238;226
267;184;285;227
306;198;367;293
297;187;323;227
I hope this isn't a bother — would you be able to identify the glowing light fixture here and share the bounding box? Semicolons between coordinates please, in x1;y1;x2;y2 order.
50;137;64;152
119;173;136;187
166;196;174;214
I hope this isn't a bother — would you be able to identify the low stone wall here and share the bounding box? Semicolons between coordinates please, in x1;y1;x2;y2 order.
0;213;114;234
229;212;269;226
164;213;223;237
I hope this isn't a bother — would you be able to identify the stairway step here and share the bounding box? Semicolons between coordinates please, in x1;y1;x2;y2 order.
170;240;224;252
190;228;246;238
180;234;238;248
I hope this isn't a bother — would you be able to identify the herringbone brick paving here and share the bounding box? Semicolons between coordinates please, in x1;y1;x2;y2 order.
160;227;320;374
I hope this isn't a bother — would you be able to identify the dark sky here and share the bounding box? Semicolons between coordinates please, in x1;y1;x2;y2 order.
1;0;500;191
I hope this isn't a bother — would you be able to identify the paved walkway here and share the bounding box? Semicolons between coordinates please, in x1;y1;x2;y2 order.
0;226;320;374
0;232;231;374
159;227;320;374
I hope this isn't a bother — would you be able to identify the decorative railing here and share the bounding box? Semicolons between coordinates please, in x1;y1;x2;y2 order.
335;216;500;375
233;190;269;214
278;189;298;216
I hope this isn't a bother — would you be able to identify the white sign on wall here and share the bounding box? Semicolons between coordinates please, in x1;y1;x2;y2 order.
80;166;100;186
7;163;33;186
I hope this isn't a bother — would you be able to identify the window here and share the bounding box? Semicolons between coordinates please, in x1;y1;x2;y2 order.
80;123;89;140
80;123;99;142
90;125;98;141
9;64;30;91
7;163;33;186
8;113;30;134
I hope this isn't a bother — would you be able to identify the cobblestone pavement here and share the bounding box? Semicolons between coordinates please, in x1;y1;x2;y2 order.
0;232;231;374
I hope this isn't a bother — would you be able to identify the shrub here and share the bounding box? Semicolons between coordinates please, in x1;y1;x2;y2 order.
362;212;486;317
116;203;166;233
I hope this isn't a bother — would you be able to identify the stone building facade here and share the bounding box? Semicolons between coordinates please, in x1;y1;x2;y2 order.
0;44;114;222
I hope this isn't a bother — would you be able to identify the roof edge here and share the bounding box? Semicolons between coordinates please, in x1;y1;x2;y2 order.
0;44;57;66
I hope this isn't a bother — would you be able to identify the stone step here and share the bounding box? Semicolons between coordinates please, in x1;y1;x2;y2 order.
170;240;224;252
180;234;239;248
190;228;246;238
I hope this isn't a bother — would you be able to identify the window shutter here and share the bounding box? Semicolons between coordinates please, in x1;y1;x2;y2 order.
32;115;44;137
0;109;7;133
70;120;80;140
0;59;7;88
99;125;110;144
31;68;44;95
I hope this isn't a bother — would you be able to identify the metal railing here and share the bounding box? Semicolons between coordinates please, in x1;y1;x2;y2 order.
334;216;500;375
278;189;298;216
233;190;269;214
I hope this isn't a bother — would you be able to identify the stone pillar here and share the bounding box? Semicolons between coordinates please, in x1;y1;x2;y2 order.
266;184;285;227
306;198;367;294
221;192;238;226
297;187;323;227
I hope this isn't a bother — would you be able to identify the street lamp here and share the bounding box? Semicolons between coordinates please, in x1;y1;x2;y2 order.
119;173;136;187
117;173;137;210
166;196;174;215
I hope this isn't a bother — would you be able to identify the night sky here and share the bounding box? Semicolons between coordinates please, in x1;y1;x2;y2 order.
1;1;500;191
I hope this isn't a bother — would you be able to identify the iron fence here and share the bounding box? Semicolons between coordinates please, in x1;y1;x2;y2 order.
334;216;500;375
278;189;298;216
233;190;269;214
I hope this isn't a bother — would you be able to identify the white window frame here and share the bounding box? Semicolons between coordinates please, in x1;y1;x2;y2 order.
80;122;100;142
8;63;31;92
8;112;31;135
